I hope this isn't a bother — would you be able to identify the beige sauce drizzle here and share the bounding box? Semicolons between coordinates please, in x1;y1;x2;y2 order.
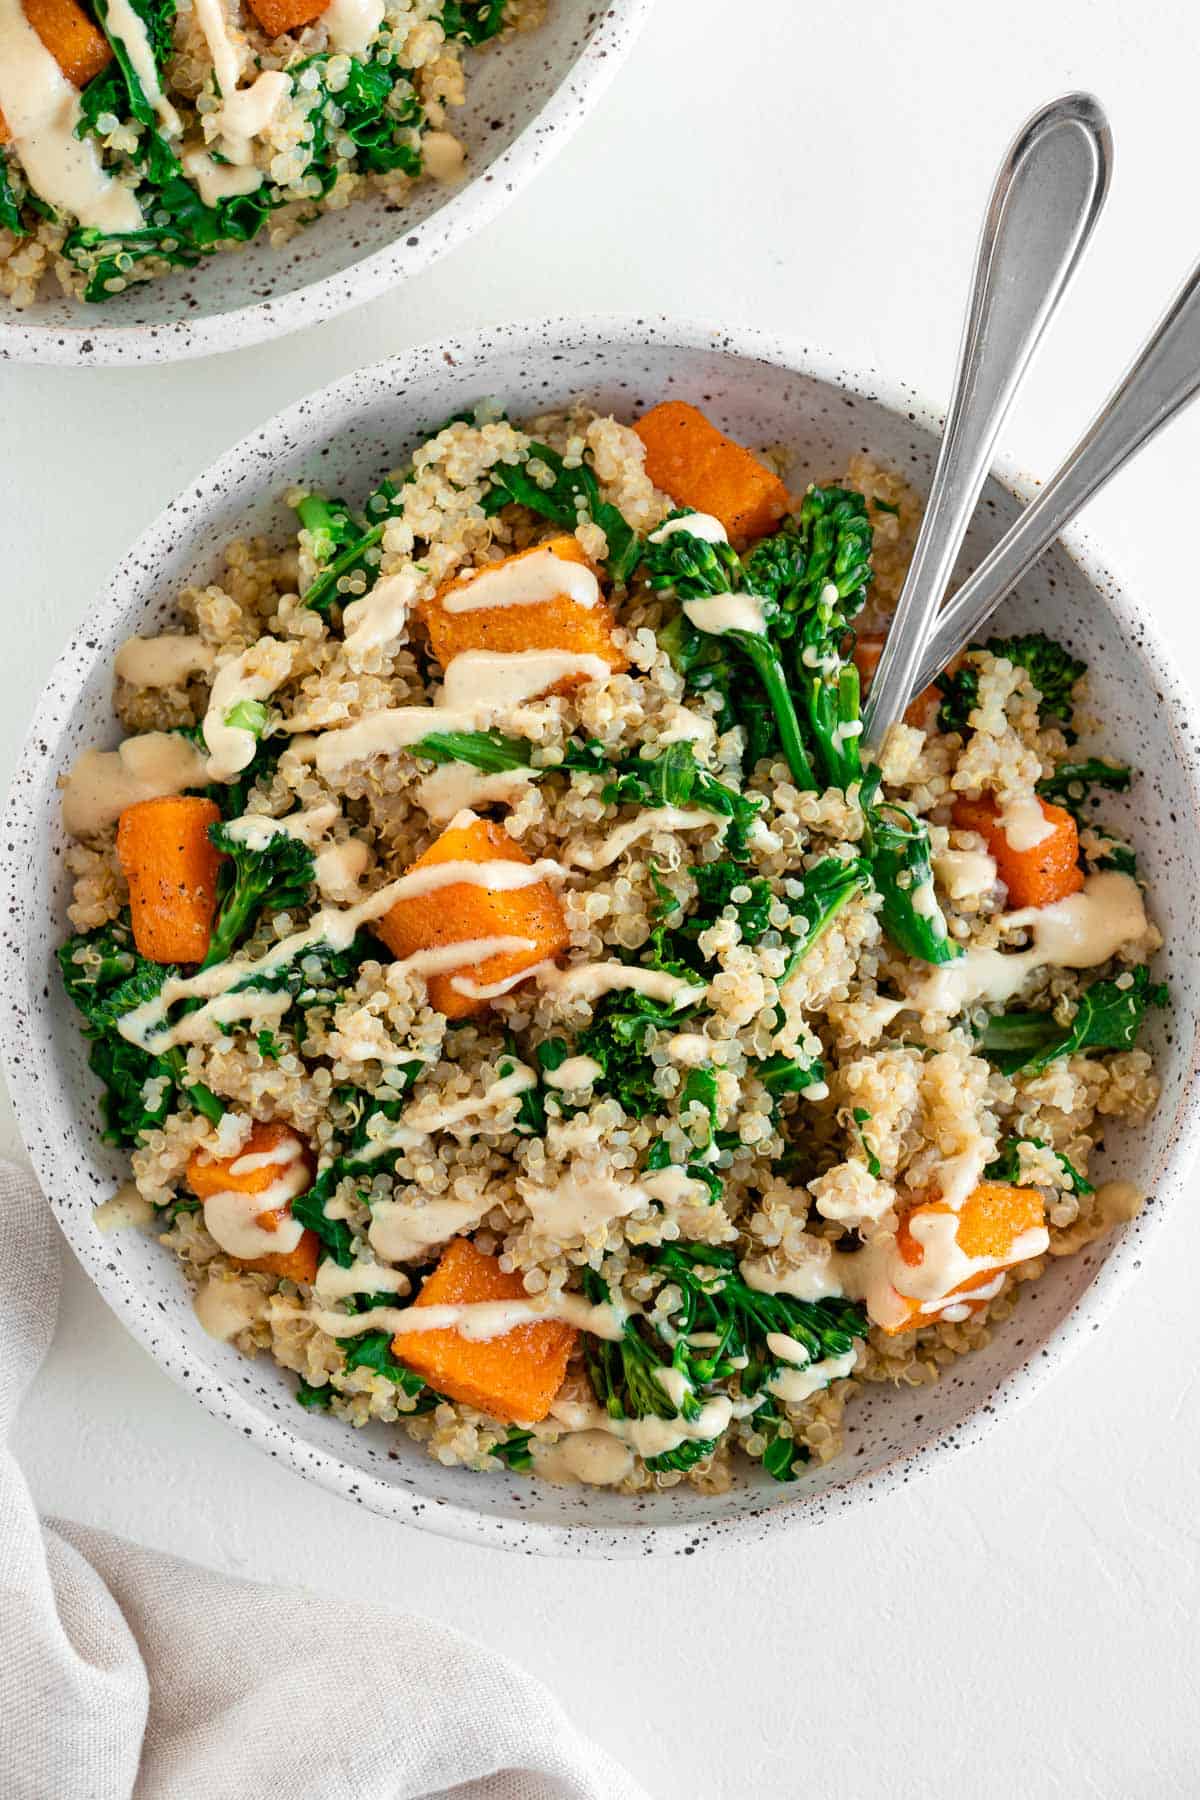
415;762;537;825
342;565;422;658
115;634;215;688
321;0;385;54
442;546;600;613
202;1159;309;1260
62;732;210;837
439;649;612;713
518;1165;647;1241
564;806;718;870
312;1289;628;1343
104;0;181;134
193;1274;267;1341
531;1431;634;1487
683;592;770;637
313;1258;410;1301
93;1181;155;1233
202;639;295;782
648;513;729;546
181;147;264;206
368;1195;490;1265
192;0;289;167
0;0;143;231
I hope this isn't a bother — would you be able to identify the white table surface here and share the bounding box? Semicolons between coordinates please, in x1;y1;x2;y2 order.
6;2;1200;1793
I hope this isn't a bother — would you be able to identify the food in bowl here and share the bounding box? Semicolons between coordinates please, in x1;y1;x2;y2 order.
0;0;541;307
58;397;1165;1494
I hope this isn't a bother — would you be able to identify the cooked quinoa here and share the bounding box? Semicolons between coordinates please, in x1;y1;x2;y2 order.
0;0;542;308
62;399;1164;1495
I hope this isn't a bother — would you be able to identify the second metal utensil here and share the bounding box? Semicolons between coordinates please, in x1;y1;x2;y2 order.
861;93;1112;752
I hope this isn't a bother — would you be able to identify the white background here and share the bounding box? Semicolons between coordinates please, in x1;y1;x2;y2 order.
5;2;1200;1793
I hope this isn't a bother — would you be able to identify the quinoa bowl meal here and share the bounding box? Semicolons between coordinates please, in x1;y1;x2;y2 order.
0;1;647;363
5;323;1197;1555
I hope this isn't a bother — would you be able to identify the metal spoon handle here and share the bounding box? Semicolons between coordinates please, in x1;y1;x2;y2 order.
910;256;1200;695
862;93;1111;749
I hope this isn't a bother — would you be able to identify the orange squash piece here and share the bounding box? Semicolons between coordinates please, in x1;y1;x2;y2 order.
879;1182;1047;1335
633;400;790;544
951;792;1084;909
0;0;113;143
373;812;568;1020
187;1120;319;1285
244;0;329;38
397;1237;576;1423
116;794;224;965
419;536;627;690
853;631;957;732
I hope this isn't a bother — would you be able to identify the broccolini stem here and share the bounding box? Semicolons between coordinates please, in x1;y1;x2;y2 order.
733;632;817;791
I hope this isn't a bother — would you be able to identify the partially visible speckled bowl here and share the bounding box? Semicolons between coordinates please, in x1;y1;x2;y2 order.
4;320;1198;1557
0;4;649;367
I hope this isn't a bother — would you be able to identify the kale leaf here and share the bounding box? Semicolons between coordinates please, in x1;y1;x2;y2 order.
978;964;1167;1076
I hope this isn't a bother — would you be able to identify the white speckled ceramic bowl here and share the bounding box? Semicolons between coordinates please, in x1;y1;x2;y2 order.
0;4;649;367
5;319;1199;1557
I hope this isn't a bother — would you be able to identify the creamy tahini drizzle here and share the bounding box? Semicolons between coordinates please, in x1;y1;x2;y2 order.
61;733;210;837
224;803;370;903
907;871;1148;1016
648;513;729;546
192;0;289;171
0;0;143;231
343;565;423;658
181;147;265;206
202;1157;310;1260
452;959;707;1008
311;1289;629;1344
442;546;600;613
683;592;770;637
564;806;718;870
115;634;215;688
415;762;537;825
103;0;181;135
998;792;1054;851
202;639;295;782
322;0;385;54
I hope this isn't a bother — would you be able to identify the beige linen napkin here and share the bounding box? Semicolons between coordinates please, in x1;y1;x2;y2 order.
0;1161;649;1800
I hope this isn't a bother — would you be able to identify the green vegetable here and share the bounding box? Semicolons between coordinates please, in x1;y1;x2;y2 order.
581;1269;716;1475
602;741;764;858
291;1082;424;1266
1093;840;1138;876
576;988;693;1119
978;964;1167;1076
256;1029;283;1061
296;56;424;185
852;1107;882;1178
754;1051;826;1099
690;860;774;944
937;633;1086;735
861;783;962;967
414;729;533;771
295;479;405;616
81;0;177;182
985;1136;1094;1196
295;1378;332;1411
204;823;316;969
494;1428;535;1471
643;517;817;790
63;173;273;302
0;152;26;238
440;0;507;42
780;854;871;975
1037;758;1132;818
341;1330;434;1406
482;441;641;582
57;916;223;1145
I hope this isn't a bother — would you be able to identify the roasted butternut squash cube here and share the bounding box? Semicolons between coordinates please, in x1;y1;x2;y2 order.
0;0;112;140
419;536;626;691
245;0;330;38
878;1182;1048;1335
116;794;225;965
397;1237;576;1423
633;401;790;544
373;811;568;1019
951;793;1084;910
187;1120;318;1285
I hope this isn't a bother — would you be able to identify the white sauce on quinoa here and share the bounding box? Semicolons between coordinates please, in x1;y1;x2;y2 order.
648;513;729;546
311;1289;629;1344
192;0;289;168
322;0;385;55
313;1258;410;1301
547;1391;736;1460
415;762;537;825
193;1274;267;1340
115;634;215;689
441;546;600;613
765;1344;860;1404
385;853;561;903
531;1431;634;1488
564;806;718;870
535;961;708;1009
542;1055;603;1090
181;147;265;207
93;1181;155;1233
202;639;295;782
342;566;422;657
103;0;181;135
0;0;144;232
906;871;1148;1017
933;846;998;900
518;1165;646;1241
368;1196;490;1264
62;732;210;837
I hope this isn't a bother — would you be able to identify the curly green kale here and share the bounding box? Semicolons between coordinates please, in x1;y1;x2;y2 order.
1037;758;1132;819
482;441;641;583
439;0;507;42
985;1135;1094;1196
978;964;1167;1076
294;479;406;616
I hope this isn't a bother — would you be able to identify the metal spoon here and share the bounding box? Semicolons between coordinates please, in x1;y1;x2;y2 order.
904;255;1200;697
861;93;1112;750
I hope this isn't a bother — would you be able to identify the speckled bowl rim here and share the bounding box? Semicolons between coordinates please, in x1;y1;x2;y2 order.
0;2;651;368
5;316;1200;1558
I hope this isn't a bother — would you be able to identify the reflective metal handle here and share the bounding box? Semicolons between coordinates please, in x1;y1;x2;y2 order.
862;93;1111;748
910;256;1200;693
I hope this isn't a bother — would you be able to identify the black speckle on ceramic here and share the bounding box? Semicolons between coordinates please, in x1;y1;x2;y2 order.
5;321;1199;1559
0;4;650;368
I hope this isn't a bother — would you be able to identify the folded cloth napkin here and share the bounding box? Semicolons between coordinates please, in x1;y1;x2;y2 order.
0;1161;649;1800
